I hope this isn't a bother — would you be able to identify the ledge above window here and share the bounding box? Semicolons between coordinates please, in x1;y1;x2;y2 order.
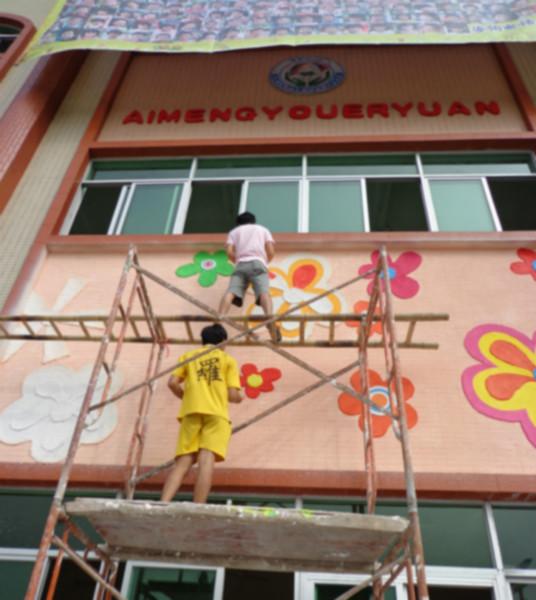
46;231;536;255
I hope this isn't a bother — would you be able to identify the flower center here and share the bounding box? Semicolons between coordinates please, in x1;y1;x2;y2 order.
200;259;216;271
379;267;397;280
532;260;536;271
247;374;263;388
369;385;391;416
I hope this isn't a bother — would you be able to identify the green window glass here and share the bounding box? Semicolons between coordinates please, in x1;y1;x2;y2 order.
0;561;34;600
91;160;191;180
70;186;123;235
128;566;216;600
493;506;536;569
309;182;364;232
247;182;299;232
376;503;492;567
430;180;495;232
411;586;493;599
308;155;417;176
120;184;182;235
223;569;293;600
196;157;302;178
488;179;536;231
511;583;536;600
0;492;53;548
367;180;427;232
184;182;241;233
421;153;534;175
302;499;364;513
315;584;396;600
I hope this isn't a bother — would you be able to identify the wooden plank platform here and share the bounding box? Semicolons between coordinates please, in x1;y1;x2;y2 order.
66;499;409;574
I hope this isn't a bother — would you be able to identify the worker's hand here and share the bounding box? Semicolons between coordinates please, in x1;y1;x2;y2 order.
168;375;184;399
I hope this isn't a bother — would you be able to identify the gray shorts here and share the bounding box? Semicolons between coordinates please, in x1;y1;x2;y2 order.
228;260;269;307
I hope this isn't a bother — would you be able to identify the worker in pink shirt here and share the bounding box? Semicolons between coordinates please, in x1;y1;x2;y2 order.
218;212;281;342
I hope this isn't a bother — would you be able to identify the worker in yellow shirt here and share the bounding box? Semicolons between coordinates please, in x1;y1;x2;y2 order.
161;324;242;503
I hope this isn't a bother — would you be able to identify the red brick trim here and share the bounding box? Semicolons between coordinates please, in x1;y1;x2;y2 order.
0;464;535;501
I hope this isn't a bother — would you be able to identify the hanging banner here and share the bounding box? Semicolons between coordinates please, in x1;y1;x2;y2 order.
24;0;536;61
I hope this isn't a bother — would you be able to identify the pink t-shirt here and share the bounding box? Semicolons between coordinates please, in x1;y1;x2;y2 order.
226;224;274;266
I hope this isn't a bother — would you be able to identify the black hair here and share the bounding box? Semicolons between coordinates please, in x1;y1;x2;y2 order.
236;211;256;225
201;324;228;345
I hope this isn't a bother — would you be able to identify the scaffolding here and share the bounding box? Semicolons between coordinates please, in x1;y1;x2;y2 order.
0;245;448;600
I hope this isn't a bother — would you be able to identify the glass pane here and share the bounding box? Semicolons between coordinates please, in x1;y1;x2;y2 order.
488;179;536;231
184;182;241;233
302;499;364;514
367;180;427;231
128;566;216;600
223;569;293;600
316;584;396;600
512;583;536;600
247;182;299;233
411;586;494;599
377;503;492;567
494;506;536;569
0;561;34;600
308;155;417;176
70;185;122;234
309;182;364;232
0;492;53;547
42;559;101;600
0;37;15;52
430;180;495;232
196;157;301;178
120;184;182;235
91;160;191;180
422;153;534;175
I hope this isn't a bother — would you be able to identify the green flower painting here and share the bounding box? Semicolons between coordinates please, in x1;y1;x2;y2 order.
176;250;234;287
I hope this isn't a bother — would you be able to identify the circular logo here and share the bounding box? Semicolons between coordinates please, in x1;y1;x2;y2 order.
269;57;345;95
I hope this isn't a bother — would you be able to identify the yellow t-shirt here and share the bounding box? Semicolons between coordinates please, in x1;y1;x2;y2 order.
172;346;240;421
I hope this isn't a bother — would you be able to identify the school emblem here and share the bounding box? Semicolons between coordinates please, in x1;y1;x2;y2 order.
269;57;345;95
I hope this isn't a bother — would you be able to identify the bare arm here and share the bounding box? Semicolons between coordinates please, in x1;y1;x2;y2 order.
265;241;275;263
226;243;236;264
168;375;184;399
228;387;243;403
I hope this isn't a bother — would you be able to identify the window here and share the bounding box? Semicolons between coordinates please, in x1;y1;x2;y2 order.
0;23;20;53
64;153;536;236
0;15;35;81
2;490;536;600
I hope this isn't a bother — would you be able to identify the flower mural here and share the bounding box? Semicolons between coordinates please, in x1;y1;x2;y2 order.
510;248;536;282
338;369;418;438
248;255;346;340
176;250;234;287
0;365;121;463
346;300;383;337
240;363;282;399
462;324;536;448
358;250;422;299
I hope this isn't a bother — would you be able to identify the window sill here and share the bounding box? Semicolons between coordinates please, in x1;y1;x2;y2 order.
46;231;536;254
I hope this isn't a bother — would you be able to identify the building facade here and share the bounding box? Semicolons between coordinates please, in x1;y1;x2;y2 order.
1;2;536;599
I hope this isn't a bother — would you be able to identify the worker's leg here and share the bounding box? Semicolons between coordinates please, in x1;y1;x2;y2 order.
218;266;246;319
160;453;195;502
193;449;215;503
259;292;281;342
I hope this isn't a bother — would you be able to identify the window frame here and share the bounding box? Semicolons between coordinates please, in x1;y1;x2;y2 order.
63;152;536;237
0;13;35;82
119;559;225;600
